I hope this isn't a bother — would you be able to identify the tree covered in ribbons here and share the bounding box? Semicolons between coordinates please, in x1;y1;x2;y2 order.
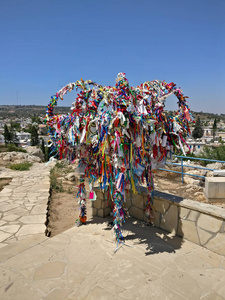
45;73;193;244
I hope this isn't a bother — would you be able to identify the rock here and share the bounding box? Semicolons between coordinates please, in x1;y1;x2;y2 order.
27;156;41;163
65;172;77;182
184;177;201;186
25;146;45;162
206;162;223;170
213;170;225;177
206;171;213;177
0;151;42;165
3;153;13;161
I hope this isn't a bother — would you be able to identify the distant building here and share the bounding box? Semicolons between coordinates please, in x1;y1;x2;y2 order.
203;127;213;137
38;124;48;135
0;134;5;144
185;139;206;154
218;132;225;142
16;132;31;147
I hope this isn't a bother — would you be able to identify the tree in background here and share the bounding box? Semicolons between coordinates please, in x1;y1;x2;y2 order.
31;125;39;146
41;138;46;156
24;124;33;134
3;124;12;144
3;124;19;146
219;137;224;144
11;130;19;147
31;115;41;124
45;145;50;161
212;118;217;140
10;122;21;132
192;116;204;139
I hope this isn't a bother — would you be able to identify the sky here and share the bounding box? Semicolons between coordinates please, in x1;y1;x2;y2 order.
0;0;224;114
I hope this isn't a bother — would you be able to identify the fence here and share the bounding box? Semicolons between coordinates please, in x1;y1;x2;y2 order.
158;155;225;184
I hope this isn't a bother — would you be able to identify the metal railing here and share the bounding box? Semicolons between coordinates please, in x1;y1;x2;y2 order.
158;155;225;183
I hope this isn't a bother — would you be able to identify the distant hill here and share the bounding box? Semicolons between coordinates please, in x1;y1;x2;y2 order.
0;105;224;121
0;105;70;119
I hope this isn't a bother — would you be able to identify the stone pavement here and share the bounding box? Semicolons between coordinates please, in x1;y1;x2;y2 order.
0;216;225;300
0;163;225;300
0;162;54;248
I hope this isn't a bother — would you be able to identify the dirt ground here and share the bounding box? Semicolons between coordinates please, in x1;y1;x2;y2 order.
154;175;206;202
46;168;224;238
46;180;93;237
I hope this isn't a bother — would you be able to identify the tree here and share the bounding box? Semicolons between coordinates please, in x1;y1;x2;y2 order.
3;124;12;144
212;118;217;140
41;138;45;155
10;122;21;132
45;145;50;161
24;124;33;134
11;130;19;147
31;125;39;146
219;137;224;144
31;115;41;124
192;116;203;139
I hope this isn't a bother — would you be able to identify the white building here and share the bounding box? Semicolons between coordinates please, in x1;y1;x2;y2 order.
185;139;206;154
16;132;31;147
0;134;5;144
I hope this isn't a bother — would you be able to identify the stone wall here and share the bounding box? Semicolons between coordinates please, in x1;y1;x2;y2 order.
92;187;225;256
92;188;112;218
153;191;225;256
92;187;147;220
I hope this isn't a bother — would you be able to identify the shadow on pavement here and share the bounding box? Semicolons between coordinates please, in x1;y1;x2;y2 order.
87;215;183;256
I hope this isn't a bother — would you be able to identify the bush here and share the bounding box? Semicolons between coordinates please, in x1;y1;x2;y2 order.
198;145;225;166
50;166;64;192
0;144;27;153
7;144;27;153
55;161;66;169
8;162;33;171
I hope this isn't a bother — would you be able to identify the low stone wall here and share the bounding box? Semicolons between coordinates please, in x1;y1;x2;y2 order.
92;187;148;220
92;189;112;218
153;191;225;256
92;187;225;256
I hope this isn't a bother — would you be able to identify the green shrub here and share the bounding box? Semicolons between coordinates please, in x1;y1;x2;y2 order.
8;162;33;171
0;144;27;153
197;145;225;166
55;161;65;169
50;166;64;192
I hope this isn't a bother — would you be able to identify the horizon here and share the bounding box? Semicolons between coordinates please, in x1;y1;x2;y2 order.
0;0;224;114
1;104;225;118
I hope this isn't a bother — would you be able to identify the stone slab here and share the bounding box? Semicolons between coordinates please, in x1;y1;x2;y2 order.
0;231;11;243
33;261;67;280
205;233;225;256
177;219;200;244
0;225;20;234
16;224;46;237
197;214;222;233
154;198;170;214
2;214;20;221
19;215;46;224
205;177;225;199
0;219;225;300
30;205;47;215
160;204;178;233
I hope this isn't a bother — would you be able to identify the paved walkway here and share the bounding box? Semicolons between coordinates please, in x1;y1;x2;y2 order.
0;216;225;300
0;162;54;248
0;163;225;300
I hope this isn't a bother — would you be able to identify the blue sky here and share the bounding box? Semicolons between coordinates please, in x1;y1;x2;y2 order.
0;0;224;114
